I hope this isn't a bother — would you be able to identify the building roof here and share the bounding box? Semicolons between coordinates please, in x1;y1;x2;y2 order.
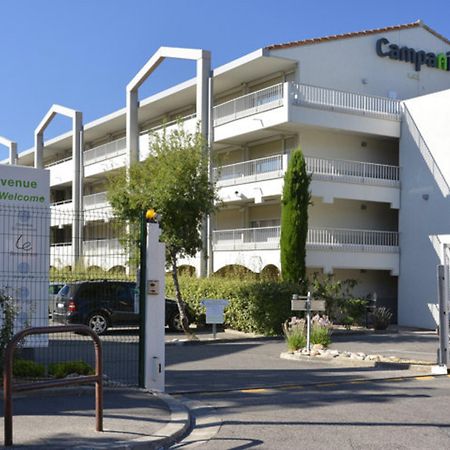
266;20;450;50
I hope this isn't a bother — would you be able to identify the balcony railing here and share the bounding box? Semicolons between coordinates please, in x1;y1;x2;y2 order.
214;154;284;185
83;238;124;254
213;226;399;252
291;83;401;120
83;192;110;209
51;192;111;210
84;137;126;166
215;153;399;187
213;83;284;126
305;156;399;185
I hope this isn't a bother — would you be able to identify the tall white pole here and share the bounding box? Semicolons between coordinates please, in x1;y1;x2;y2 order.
145;222;166;392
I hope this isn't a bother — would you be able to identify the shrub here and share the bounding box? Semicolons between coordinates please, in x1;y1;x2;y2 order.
13;359;45;378
283;314;332;350
49;360;94;378
283;317;306;351
166;275;300;335
309;273;368;326
372;307;393;330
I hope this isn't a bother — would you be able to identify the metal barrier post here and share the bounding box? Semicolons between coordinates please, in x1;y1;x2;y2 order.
437;265;449;368
3;325;103;447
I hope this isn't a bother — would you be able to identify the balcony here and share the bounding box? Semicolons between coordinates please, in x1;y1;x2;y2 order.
84;137;126;166
212;226;399;274
51;192;112;226
213;84;285;126
215;154;400;207
212;82;401;142
290;83;401;121
213;226;398;251
50;238;126;270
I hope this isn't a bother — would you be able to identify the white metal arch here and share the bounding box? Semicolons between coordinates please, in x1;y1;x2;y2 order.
34;104;83;262
0;136;17;165
126;47;212;276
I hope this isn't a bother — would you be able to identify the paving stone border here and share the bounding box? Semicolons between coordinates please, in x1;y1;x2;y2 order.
281;344;433;370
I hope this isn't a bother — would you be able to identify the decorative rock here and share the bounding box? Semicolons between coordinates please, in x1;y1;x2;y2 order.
365;354;381;361
327;350;340;357
350;353;365;360
312;344;324;351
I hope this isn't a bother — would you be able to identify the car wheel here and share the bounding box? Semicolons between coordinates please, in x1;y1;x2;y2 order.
88;312;109;335
169;313;184;332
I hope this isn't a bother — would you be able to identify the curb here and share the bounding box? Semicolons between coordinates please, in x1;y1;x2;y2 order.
71;392;192;450
280;351;434;371
2;387;192;450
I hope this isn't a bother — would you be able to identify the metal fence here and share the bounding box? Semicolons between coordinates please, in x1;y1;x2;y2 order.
0;204;142;386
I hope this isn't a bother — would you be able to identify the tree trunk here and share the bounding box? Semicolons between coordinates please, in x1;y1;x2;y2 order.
171;251;197;339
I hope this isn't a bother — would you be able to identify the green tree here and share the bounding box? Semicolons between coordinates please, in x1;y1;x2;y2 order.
280;148;311;285
107;126;218;337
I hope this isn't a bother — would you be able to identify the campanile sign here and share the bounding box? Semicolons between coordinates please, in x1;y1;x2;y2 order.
0;164;50;345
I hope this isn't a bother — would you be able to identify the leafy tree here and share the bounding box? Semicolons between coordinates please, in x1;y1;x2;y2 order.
107;126;218;337
280;147;311;285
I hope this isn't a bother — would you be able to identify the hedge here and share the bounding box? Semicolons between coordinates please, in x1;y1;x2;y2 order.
166;275;300;336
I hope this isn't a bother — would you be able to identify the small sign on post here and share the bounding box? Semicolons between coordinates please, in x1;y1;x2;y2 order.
201;299;229;339
291;292;326;353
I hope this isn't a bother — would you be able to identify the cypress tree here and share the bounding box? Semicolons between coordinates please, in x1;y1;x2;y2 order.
280;148;311;284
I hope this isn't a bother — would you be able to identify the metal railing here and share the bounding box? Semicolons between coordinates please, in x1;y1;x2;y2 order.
214;153;399;186
44;156;72;168
83;238;124;254
213;226;399;251
84;137;127;166
215;154;284;185
83;192;109;209
305;156;399;184
142;113;197;135
307;227;399;249
213;83;284;126
3;325;103;447
290;83;401;120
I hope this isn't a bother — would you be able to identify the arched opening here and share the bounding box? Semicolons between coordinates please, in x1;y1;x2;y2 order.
214;264;256;278
178;265;196;277
261;265;280;280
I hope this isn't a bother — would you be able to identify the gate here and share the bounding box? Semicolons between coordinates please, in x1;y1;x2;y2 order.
0;204;144;386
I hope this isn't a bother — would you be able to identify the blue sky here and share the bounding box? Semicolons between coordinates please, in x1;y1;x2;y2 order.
0;0;449;160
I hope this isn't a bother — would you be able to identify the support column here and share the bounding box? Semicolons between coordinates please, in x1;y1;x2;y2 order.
0;136;17;166
197;54;211;278
72;112;84;264
126;89;139;167
34;133;44;169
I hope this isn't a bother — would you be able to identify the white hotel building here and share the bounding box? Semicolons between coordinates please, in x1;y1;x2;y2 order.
3;20;450;329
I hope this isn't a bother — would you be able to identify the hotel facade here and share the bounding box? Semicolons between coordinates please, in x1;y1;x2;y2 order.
3;20;450;329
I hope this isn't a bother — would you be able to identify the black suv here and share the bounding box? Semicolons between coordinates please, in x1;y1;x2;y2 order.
52;280;190;335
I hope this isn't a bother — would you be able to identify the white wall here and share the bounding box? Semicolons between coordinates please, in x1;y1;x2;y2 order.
399;89;450;329
270;26;450;100
300;129;398;165
310;197;398;230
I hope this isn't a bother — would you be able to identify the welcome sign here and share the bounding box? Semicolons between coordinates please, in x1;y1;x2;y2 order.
0;164;50;346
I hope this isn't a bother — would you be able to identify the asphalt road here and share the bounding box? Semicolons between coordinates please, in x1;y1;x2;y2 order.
165;337;450;449
174;376;450;449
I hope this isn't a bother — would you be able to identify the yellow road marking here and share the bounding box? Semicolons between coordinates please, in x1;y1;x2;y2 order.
415;376;435;380
318;383;337;387
241;388;269;393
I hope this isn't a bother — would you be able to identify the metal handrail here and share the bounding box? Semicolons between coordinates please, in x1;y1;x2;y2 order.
3;325;103;446
290;82;401;120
